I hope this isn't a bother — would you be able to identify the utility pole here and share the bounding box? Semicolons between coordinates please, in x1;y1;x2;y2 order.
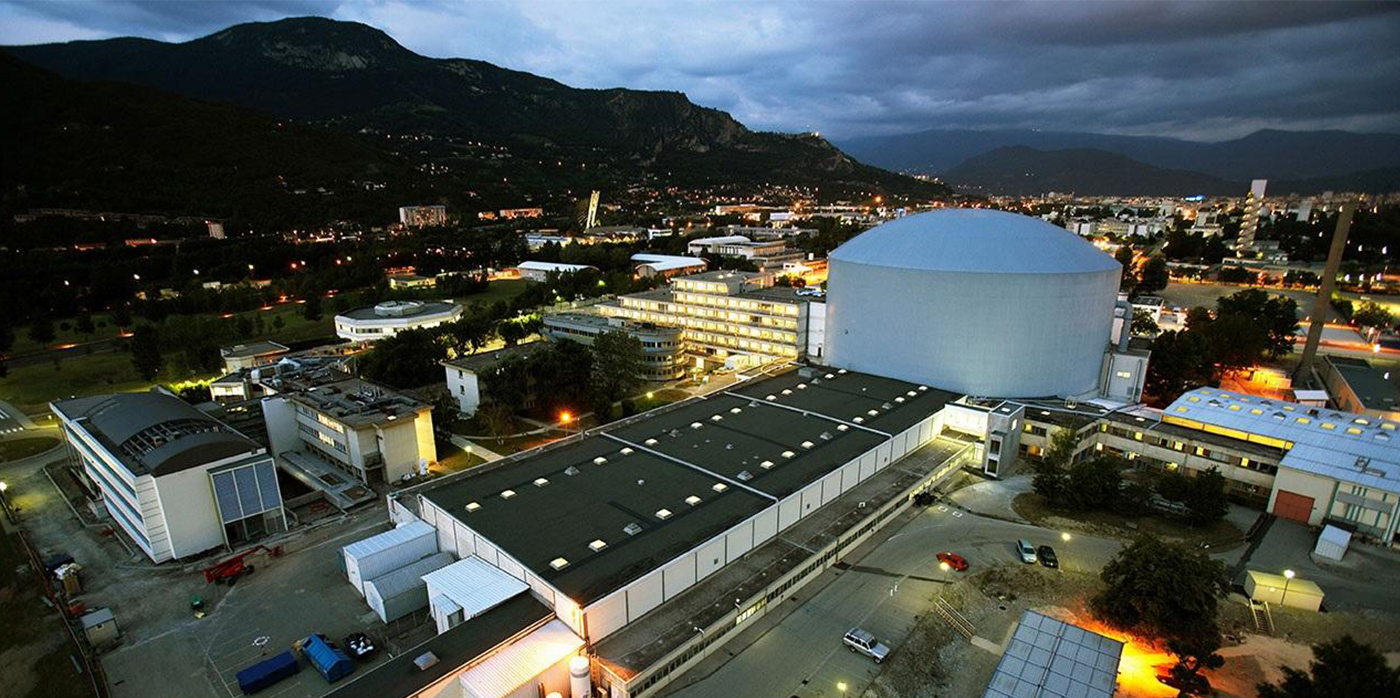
1296;202;1357;382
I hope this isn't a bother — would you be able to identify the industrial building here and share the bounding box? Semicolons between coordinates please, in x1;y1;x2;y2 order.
596;270;824;367
630;253;708;279
328;368;972;698
541;313;686;381
825;209;1141;400
516;261;599;282
1318;355;1400;421
335;300;463;342
51;391;286;563
263;378;437;488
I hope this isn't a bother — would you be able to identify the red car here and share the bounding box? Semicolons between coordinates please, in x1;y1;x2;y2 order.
936;551;968;571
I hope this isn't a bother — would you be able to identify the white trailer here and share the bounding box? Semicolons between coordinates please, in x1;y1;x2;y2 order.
342;519;437;596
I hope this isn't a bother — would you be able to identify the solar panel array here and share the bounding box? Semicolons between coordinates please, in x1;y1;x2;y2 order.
982;611;1122;698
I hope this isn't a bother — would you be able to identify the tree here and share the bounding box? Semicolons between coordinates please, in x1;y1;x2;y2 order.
478;402;517;440
1130;309;1159;337
1091;535;1229;647
1351;301;1392;329
1184;467;1230;526
272;315;286;331
1156;469;1192;502
1137;256;1170;295
591;330;645;410
1033;427;1080;504
1257;636;1400;698
1205;313;1268;373
75;313;96;335
1144;330;1215;403
1063;456;1124;511
130;324;163;380
1115;246;1138;295
1165;631;1225;697
111;305;132;328
358;328;446;389
1216;289;1299;359
302;294;323;322
28;316;55;344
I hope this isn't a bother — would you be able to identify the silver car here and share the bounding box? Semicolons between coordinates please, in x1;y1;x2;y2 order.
843;627;890;663
1016;539;1038;564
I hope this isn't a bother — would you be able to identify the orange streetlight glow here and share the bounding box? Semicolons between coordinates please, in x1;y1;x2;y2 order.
560;411;572;424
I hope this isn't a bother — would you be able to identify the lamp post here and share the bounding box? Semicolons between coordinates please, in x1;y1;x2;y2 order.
1281;569;1295;607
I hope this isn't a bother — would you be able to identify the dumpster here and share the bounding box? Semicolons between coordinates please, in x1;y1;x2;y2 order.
303;634;355;683
235;650;300;695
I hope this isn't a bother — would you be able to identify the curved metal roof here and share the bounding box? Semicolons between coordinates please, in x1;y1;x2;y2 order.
830;209;1120;275
55;392;259;476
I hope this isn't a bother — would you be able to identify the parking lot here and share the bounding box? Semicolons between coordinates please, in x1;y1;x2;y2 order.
1232;517;1400;613
4;446;430;698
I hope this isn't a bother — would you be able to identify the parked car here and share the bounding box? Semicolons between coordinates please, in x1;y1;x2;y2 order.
1037;545;1059;568
843;628;890;663
936;551;969;571
1015;539;1037;564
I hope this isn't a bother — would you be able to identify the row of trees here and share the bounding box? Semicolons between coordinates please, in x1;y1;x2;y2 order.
1145;289;1300;403
479;330;645;425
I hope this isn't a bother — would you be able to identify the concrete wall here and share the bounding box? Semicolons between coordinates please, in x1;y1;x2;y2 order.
155;465;226;559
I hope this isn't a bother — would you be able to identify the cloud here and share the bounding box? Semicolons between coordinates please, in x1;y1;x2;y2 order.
2;0;1398;140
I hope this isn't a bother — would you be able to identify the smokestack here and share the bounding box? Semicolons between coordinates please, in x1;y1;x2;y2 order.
1297;202;1357;380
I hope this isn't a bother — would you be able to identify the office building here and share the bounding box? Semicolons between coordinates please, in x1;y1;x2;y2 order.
1237;179;1268;249
388;274;437;290
442;344;543;417
51;392;285;563
399;205;449;228
335;301;463;343
541;313;685;381
596;270;822;367
263;378;436;487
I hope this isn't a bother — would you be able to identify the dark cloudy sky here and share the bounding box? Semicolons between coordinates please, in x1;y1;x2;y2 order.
3;0;1398;141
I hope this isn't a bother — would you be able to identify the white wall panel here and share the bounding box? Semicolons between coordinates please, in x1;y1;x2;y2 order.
753;506;778;544
662;553;698;600
778;496;801;530
696;538;726;580
627;570;665;621
725;521;754;563
799;482;822;517
587;592;628;640
820;471;843;506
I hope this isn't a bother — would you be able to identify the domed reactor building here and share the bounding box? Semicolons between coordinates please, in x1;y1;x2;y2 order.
826;209;1146;400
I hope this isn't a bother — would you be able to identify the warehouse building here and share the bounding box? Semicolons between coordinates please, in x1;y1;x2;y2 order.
630;253;708;279
1318;355;1400;421
51;391;286;563
825;209;1140;400
516;261;598;282
352;367;973;698
335;300;462;343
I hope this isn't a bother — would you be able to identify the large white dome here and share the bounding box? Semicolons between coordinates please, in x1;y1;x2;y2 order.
825;209;1121;398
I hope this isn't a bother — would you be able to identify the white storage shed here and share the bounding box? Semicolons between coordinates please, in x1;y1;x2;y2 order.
1245;570;1325;612
343;519;438;596
422;555;529;634
364;552;454;623
1313;525;1352;562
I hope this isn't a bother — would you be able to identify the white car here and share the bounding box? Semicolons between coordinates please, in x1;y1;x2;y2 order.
843;627;890;663
1016;539;1038;564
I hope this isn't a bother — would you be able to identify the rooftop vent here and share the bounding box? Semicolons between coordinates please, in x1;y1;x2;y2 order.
589;539;607;552
737;470;754;481
749;401;761;408
881;402;893;410
550;557;570;571
414;652;440;672
624;522;643;536
685;495;702;506
820;431;833;440
655;508;673;520
564;466;580;476
465;502;481;513
669;429;682;438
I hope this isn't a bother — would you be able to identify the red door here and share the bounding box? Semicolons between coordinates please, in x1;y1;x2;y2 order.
1273;490;1314;523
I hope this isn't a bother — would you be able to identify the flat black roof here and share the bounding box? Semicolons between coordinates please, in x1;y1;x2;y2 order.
324;595;551;698
415;367;954;606
1328;356;1400;411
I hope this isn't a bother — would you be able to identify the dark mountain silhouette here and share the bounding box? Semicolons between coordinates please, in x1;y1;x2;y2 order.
5;17;944;198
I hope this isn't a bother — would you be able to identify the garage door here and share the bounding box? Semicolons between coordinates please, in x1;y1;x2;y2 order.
1273;490;1314;523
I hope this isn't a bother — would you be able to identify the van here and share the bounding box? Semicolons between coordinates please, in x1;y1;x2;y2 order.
1016;539;1037;564
842;627;890;663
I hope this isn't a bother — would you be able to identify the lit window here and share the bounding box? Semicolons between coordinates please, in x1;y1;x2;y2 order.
1296;417;1311;424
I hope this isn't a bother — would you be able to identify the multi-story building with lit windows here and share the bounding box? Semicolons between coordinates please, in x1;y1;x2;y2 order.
595;270;822;366
541;313;686;381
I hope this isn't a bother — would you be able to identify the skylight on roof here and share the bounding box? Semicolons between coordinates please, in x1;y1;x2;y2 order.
867;409;879;416
895;396;905;403
801;440;814;449
500;489;516;499
712;483;728;492
655;508;673;520
918;385;927;391
534;477;549;487
550;557;569;570
837;424;849;431
685;495;702;506
594;456;608;465
825;373;835;379
838;369;847;374
645;438;658;445
760;460;774;469
465;502;481;512
781;389;793;395
907;390;917;397
690;422;703;429
620;447;633;455
782;450;796;458
711;414;723;421
766;394;777;400
589;539;607;552
797;383;807;390
854;416;865;423
730;407;742;414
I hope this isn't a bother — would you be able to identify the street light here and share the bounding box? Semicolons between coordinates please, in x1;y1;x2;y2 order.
1281;569;1295;607
0;481;7;492
837;682;847;694
1061;532;1072;542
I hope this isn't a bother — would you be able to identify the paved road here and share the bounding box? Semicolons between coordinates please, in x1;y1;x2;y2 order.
664;501;1124;698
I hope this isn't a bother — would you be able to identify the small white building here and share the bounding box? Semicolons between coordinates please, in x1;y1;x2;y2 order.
422;556;530;634
52;392;286;563
334;300;462;343
220;341;290;372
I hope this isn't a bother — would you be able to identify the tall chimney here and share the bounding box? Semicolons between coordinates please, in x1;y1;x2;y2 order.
1296;202;1357;380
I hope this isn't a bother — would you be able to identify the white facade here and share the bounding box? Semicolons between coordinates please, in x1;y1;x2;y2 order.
335;300;462;342
446;363;485;416
827;210;1121;398
517;261;597;282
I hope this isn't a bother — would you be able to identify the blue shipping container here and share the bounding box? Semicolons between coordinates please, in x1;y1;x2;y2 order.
303;634;356;683
236;650;300;695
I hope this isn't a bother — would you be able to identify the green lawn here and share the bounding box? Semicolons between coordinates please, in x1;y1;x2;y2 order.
0;437;60;463
0;351;216;414
1012;492;1245;548
0;529;96;698
9;302;335;357
453;278;528;310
